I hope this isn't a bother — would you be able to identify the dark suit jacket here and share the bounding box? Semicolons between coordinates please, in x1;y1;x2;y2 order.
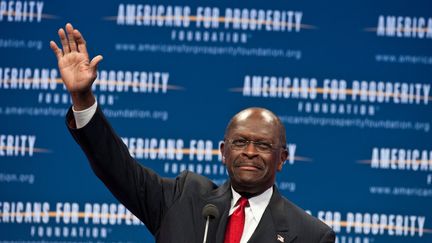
66;107;335;243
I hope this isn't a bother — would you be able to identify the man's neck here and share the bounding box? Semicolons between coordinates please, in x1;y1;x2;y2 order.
231;185;274;199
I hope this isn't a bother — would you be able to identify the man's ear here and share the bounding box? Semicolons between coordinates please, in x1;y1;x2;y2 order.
277;149;288;171
220;142;226;165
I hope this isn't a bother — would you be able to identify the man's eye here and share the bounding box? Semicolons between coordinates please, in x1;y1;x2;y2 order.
232;139;247;146
255;142;272;149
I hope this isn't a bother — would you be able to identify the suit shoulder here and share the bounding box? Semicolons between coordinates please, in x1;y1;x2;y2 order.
276;196;334;238
174;170;219;196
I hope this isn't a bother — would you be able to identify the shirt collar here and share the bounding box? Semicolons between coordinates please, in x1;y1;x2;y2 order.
229;186;273;221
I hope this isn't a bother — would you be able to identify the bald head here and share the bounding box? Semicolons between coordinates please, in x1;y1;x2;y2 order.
224;108;287;147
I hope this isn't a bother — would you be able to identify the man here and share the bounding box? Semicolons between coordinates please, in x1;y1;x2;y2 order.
50;23;335;243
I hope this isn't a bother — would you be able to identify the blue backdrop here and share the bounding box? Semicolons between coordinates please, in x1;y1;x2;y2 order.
1;0;431;242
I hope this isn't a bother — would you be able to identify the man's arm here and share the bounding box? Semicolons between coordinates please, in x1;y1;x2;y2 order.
66;106;178;234
51;23;179;234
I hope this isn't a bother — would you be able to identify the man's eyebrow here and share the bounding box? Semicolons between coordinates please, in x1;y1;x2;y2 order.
231;135;273;142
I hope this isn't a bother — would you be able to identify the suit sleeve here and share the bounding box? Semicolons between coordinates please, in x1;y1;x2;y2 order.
319;229;336;243
66;106;184;235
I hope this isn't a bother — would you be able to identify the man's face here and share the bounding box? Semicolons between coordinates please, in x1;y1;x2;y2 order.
220;110;288;196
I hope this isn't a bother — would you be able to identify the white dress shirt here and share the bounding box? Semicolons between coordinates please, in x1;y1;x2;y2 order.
229;187;273;243
72;102;274;243
72;101;97;129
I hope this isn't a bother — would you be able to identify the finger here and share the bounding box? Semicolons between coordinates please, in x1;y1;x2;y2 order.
49;41;63;60
66;23;78;52
73;29;88;57
58;28;70;54
89;55;103;69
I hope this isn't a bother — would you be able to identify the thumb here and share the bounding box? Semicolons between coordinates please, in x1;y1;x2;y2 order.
89;55;103;69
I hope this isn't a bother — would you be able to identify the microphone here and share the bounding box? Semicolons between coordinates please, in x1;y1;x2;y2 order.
202;204;219;243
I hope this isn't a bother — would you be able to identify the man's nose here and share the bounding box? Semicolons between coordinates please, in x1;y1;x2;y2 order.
243;142;259;157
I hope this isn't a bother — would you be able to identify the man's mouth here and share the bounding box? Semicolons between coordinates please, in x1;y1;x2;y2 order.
235;162;263;171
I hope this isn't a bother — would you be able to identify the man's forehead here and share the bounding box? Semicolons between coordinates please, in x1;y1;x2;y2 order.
225;108;284;142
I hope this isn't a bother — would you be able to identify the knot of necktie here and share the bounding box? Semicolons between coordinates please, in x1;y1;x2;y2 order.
238;197;249;208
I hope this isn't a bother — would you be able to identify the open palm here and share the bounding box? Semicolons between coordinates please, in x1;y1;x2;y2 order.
50;23;102;94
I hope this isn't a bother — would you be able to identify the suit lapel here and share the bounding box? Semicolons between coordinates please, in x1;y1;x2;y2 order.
247;187;297;243
201;180;232;243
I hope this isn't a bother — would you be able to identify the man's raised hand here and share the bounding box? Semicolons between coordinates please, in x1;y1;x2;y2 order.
50;23;103;110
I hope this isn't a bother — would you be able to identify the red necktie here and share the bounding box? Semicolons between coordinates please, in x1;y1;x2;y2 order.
224;197;249;243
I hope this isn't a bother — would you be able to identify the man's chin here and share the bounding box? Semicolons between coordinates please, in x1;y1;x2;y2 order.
233;172;262;187
232;179;267;196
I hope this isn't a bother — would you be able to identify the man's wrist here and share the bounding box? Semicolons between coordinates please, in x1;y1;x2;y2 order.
71;90;95;111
